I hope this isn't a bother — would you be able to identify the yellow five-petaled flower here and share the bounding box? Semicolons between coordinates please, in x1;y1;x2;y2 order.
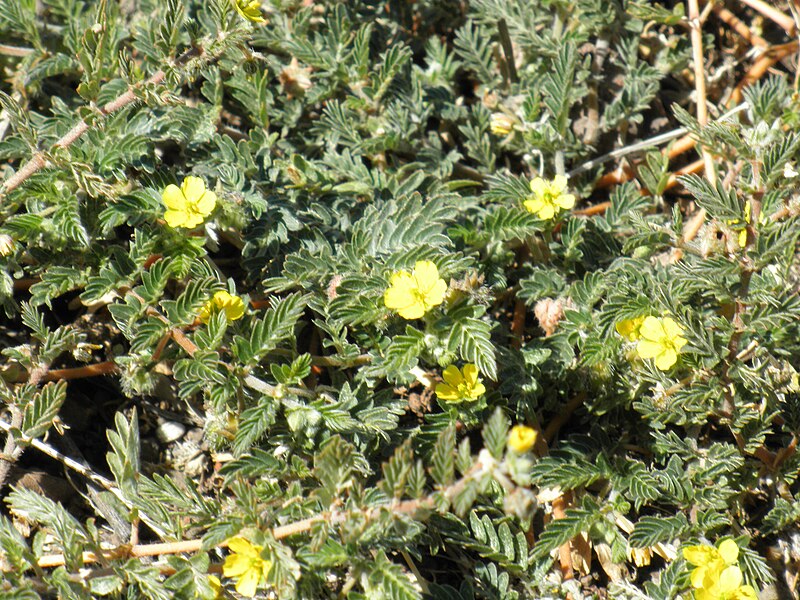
162;176;217;229
683;540;757;600
523;175;576;220
635;315;687;370
435;364;486;403
507;425;538;453
199;291;246;324
222;537;272;597
384;260;447;320
232;0;266;23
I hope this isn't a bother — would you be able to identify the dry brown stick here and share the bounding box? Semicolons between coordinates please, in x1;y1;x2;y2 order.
712;3;769;48
43;361;118;381
573;201;611;217
0;44;36;57
595;31;790;194
0;47;199;198
542;393;586;444
688;0;717;185
33;467;493;570
12;278;38;291
737;0;796;35
729;41;799;105
35;514;329;569
511;300;526;350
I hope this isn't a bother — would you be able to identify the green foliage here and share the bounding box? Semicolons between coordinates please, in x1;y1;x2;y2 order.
0;0;798;598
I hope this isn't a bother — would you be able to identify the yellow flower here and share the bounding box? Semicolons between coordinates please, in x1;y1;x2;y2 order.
199;291;246;323
683;539;739;593
636;316;687;370
222;537;272;598
694;566;757;600
508;425;538;453
162;176;217;229
383;260;447;320
435;364;486;403
490;113;514;136
523;175;576;220
615;316;646;342
231;0;266;23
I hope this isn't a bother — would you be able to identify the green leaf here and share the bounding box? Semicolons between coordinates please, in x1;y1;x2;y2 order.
431;425;455;487
106;409;141;498
21;381;67;439
679;174;742;221
533;504;598;561
629;514;688;548
482;408;509;460
448;304;497;381
364;550;422;600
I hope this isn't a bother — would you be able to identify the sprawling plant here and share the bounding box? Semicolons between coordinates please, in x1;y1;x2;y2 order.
1;0;799;598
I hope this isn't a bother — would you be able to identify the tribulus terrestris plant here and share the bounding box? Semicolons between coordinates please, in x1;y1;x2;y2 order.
1;0;800;598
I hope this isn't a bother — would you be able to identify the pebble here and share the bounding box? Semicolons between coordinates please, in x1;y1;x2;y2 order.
155;420;186;444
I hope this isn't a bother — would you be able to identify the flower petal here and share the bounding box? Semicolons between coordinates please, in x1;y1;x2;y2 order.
223;554;251;578
660;317;684;339
226;296;245;320
717;539;739;565
731;585;758;600
738;228;748;248
556;193;575;210
537;203;556;220
442;365;464;387
654;348;678;370
164;210;187;228
690;566;709;589
181;176;207;202
718;565;744;592
523;198;542;215
462;364;479;386
412;261;441;293
183;212;204;228
235;567;261;597
638;316;665;341
435;383;459;401
397;303;425;320
196;190;217;215
424;278;447;307
384;288;415;311
384;275;416;311
682;545;716;567
616;318;643;341
636;340;663;360
162;184;186;210
227;537;257;556
529;177;547;196
470;382;486;398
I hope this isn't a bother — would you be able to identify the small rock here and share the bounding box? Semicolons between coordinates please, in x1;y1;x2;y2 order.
156;420;186;444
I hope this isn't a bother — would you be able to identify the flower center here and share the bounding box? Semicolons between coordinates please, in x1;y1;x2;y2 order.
187;198;203;214
412;288;429;306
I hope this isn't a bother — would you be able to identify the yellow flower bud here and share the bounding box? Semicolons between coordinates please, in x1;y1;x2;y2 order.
508;425;538;453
